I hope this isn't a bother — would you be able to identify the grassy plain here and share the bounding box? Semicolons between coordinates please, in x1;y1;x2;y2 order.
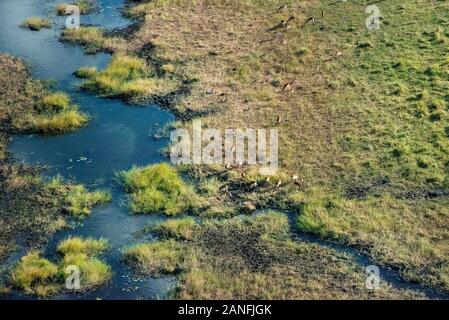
60;0;449;296
126;212;424;299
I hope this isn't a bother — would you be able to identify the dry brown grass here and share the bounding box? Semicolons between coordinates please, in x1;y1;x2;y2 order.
81;0;343;183
65;0;449;295
116;0;449;294
130;212;424;299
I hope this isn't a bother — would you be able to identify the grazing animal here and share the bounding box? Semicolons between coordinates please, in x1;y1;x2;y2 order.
275;4;287;13
266;16;295;32
302;10;324;27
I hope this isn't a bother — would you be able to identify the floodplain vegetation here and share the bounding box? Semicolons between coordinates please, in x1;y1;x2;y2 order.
55;0;449;297
58;0;449;298
75;55;180;102
0;55;110;295
61;27;127;54
56;1;97;16
21;1;97;32
21;17;52;31
125;211;423;299
119;163;196;215
9;81;88;134
9;237;110;296
4;0;449;299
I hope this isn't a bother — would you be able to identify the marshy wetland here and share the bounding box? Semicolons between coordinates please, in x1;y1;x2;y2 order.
1;0;449;300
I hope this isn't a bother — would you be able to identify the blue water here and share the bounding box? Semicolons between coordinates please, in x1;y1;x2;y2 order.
2;0;447;301
0;0;176;299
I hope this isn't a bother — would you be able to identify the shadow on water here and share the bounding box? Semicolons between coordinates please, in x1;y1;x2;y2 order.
0;0;176;299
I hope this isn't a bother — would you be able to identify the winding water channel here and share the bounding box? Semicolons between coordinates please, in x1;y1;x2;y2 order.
1;0;175;299
1;0;448;300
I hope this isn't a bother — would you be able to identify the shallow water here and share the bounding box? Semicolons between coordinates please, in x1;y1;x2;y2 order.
2;0;448;301
0;0;176;299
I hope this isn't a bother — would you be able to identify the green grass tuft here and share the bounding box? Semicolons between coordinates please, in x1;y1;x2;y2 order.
120;163;195;215
79;55;179;100
56;1;96;15
74;66;97;78
65;185;111;216
10;237;111;296
61;26;106;53
151;217;197;240
21;17;52;31
29;106;88;135
60;253;111;288
57;237;109;255
123;240;188;274
161;63;175;73
41;92;71;111
56;3;69;15
11;251;58;295
57;237;111;289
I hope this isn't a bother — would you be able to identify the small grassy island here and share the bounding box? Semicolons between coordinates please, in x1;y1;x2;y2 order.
11;237;111;296
56;1;97;16
21;17;52;31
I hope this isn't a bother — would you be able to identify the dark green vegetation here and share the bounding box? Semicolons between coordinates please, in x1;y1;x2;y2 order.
0;54;110;283
10;237;111;296
63;0;449;296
